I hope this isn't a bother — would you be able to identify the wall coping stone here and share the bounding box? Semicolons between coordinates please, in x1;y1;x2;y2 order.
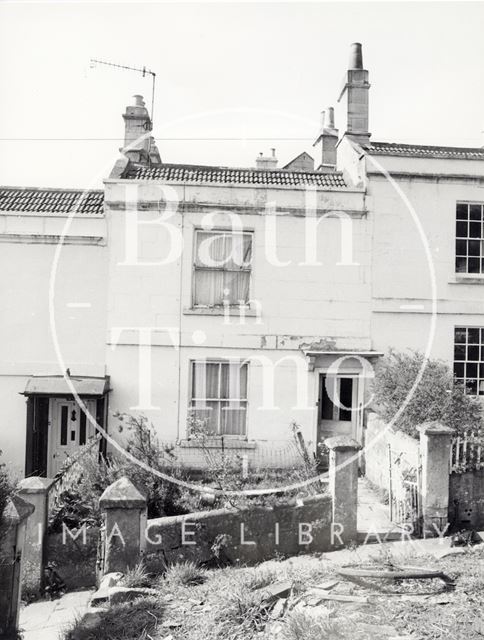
147;492;331;528
99;476;147;509
418;422;455;436
18;477;56;493
324;436;362;451
2;494;35;525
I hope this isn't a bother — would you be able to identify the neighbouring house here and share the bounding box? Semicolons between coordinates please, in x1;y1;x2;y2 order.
1;42;483;478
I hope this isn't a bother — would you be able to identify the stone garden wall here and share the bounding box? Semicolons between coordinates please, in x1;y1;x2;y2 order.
144;493;332;571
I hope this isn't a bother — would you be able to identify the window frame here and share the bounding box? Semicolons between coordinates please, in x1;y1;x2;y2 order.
455;201;484;276
453;325;484;396
191;228;253;309
189;358;249;438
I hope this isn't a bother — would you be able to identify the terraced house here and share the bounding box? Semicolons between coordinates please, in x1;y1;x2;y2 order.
1;43;483;477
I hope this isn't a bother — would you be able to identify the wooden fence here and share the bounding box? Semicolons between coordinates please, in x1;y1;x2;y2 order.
450;431;484;473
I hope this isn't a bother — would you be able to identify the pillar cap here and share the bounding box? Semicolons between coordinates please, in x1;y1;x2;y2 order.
99;476;147;509
2;494;35;525
417;422;455;436
324;436;362;451
18;476;56;493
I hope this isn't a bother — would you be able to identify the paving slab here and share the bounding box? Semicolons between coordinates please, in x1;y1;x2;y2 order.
19;589;93;640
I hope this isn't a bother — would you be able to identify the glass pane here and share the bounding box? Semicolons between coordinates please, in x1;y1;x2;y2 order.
456;203;468;220
456;220;468;237
223;271;250;304
468;258;480;273
221;402;247;436
468;240;481;256
194;269;224;306
466;362;478;378
195;232;227;267
60;406;68;446
220;362;248;399
469;222;482;239
192;362;220;399
454;327;467;344
468;345;480;361
469;204;482;221
225;234;252;269
79;411;86;445
321;376;335;420
455;257;467;273
191;401;219;434
454;362;464;377
455;239;466;255
339;378;353;421
468;328;480;343
454;344;465;361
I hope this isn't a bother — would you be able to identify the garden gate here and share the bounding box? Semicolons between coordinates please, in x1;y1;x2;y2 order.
388;445;423;536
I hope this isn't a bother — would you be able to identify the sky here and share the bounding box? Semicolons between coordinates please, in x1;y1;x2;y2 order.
0;1;483;189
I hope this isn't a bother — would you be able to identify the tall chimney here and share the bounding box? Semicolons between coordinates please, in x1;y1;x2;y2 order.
338;42;370;144
121;95;161;164
313;107;339;172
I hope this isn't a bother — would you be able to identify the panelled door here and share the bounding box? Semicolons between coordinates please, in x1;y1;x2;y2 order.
48;399;96;476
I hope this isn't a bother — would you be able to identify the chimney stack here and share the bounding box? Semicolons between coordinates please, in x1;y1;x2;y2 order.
313;107;339;172
338;42;370;144
255;148;278;170
121;95;161;165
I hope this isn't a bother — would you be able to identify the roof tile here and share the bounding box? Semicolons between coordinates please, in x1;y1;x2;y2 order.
126;163;347;188
364;141;484;160
0;187;104;215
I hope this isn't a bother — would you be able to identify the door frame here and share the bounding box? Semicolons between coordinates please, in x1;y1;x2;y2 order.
25;394;108;478
313;365;366;451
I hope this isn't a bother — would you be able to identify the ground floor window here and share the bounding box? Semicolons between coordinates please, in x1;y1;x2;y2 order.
454;326;484;395
190;360;248;436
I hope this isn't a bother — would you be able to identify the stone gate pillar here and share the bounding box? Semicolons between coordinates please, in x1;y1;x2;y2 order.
418;422;454;536
325;436;361;545
99;476;147;575
17;476;55;596
0;495;35;637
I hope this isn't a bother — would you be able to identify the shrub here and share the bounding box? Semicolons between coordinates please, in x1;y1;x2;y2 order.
49;414;192;532
0;450;13;532
373;350;483;438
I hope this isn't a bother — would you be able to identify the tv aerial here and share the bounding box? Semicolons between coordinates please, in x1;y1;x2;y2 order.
90;58;157;127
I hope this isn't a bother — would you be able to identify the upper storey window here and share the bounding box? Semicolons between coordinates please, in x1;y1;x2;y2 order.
455;202;484;275
193;231;252;307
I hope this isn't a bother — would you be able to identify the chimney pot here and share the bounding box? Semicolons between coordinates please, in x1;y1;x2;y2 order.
133;94;145;107
271;148;276;157
348;42;363;70
324;107;335;130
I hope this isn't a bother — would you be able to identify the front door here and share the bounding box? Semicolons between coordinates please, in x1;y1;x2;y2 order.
317;374;364;448
48;399;96;476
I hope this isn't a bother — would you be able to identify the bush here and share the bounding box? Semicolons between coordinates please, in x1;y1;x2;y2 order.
373;350;483;438
49;414;192;532
0;450;13;531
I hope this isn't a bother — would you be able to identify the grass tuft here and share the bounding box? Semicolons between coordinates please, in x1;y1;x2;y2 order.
119;562;152;589
280;608;346;640
63;596;163;640
164;561;208;587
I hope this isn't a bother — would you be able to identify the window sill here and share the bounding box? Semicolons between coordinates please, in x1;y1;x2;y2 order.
179;438;256;449
183;306;259;317
449;275;484;284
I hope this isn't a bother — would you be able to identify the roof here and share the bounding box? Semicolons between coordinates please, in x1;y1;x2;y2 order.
126;162;347;188
0;187;104;215
23;375;110;397
364;141;484;161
